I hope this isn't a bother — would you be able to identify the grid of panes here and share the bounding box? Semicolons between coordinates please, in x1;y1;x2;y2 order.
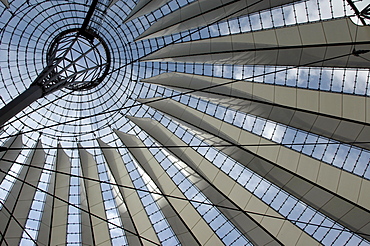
20;147;56;245
168;93;370;179
149;112;369;245
115;137;181;245
93;149;128;245
66;150;81;245
131;125;253;245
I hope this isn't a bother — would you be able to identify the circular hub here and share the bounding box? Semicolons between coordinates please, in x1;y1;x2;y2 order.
47;29;111;91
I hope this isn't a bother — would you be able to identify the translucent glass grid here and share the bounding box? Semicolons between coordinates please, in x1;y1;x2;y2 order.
115;142;180;246
133;127;253;245
149;113;369;245
168;93;370;179
0;0;369;245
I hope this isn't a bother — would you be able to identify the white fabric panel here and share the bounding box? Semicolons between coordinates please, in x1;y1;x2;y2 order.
142;72;370;150
37;174;54;246
107;185;145;246
112;135;204;246
109;0;119;8
98;138;160;246
127;117;321;245
36;163;56;245
137;0;300;40
116;130;225;246
79;147;111;246
0;141;45;245
41;147;71;246
123;0;172;22
0;0;9;8
79;176;94;246
138;97;370;240
0;149;31;243
0;134;22;183
142;18;370;68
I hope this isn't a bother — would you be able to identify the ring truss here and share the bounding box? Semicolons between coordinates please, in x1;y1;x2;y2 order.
0;0;369;245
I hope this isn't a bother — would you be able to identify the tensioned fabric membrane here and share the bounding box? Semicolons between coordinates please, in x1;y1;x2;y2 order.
0;0;369;245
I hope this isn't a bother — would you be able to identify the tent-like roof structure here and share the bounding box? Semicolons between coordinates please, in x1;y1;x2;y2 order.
0;0;369;245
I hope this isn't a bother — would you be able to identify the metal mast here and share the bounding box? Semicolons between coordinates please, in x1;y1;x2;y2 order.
0;0;110;128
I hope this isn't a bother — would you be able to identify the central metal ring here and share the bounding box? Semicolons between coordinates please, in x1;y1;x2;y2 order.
47;29;111;91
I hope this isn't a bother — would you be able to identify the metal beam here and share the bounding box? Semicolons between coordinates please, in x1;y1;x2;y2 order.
81;0;100;32
0;85;43;128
